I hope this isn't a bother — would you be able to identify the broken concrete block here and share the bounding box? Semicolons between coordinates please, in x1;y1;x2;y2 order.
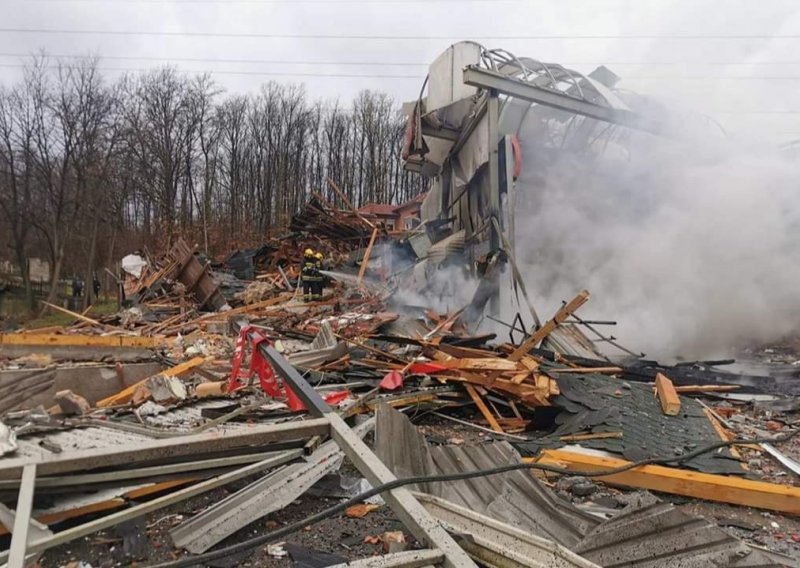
54;389;91;415
146;375;188;403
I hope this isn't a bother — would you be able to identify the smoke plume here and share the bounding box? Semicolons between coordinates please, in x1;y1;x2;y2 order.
509;123;800;360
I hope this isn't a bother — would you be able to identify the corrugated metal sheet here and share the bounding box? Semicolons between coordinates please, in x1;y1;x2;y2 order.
543;325;604;360
15;426;154;461
13;400;278;461
573;494;796;568
375;405;797;568
375;404;598;548
427;230;465;264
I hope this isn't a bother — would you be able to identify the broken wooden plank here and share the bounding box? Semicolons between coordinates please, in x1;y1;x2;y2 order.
40;301;106;328
95;356;211;408
702;408;747;464
655;373;681;416
357;227;379;284
671;384;740;393
439;358;520;372
465;385;504;434
0;500;125;537
530;449;800;515
509;291;590;361
327;177;376;230
549;367;623;374
558;432;623;442
0;333;161;349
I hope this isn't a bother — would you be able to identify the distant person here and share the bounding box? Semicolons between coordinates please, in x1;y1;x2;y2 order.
93;275;101;299
72;278;81;297
314;252;325;299
301;248;316;302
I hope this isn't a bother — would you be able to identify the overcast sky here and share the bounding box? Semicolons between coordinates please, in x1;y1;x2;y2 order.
0;0;798;144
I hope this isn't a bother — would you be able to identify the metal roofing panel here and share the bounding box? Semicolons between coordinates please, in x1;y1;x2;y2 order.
15;426;154;461
573;495;797;568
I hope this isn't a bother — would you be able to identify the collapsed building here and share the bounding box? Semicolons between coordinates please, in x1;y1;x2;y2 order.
0;43;798;568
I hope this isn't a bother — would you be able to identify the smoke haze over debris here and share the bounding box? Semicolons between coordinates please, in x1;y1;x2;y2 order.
509;125;800;360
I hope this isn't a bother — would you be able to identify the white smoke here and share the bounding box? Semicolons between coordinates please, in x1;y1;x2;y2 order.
508;124;800;359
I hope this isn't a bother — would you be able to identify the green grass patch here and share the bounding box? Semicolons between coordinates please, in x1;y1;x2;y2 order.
24;299;119;330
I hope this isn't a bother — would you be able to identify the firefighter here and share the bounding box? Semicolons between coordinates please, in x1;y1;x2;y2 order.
313;251;325;299
301;248;316;301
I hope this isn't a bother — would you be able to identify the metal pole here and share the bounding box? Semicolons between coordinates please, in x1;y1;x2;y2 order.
487;91;501;253
8;464;36;568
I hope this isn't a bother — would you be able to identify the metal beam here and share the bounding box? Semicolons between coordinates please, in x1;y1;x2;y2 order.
328;550;445;568
7;464;37;568
463;66;662;135
171;420;373;553
487;91;501;254
0;419;329;479
0;450;304;562
328;413;476;568
262;344;332;416
421;123;461;142
0;451;286;491
414;493;599;568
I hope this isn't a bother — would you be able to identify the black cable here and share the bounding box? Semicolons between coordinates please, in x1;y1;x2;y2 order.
149;427;799;568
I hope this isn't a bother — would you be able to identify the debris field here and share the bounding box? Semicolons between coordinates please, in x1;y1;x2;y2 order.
1;42;799;568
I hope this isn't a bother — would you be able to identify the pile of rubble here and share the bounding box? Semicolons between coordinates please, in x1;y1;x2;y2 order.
0;198;798;568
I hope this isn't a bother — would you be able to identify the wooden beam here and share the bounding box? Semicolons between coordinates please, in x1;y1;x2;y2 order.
672;384;740;393
327;177;376;230
509;290;590;361
0;333;161;349
465;384;504;434
40;301;105;328
0;499;126;537
549;366;623;374
438;358;519;372
95;356;211;408
655;373;681;416
558;432;623;442
357;227;379;284
529;449;800;515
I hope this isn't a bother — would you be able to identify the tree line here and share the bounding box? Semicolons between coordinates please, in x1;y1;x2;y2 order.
0;56;426;311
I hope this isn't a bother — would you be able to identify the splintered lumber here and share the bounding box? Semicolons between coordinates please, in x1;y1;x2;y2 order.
0;333;162;348
655;373;681;416
164;239;227;311
40;301;116;331
509;290;590;361
95;356;210;408
327;177;376;230
558;432;623;442
464;384;504;434
529;449;800;515
701;407;752;461
672;384;740;393
357;227;379;284
548;366;623;374
438;358;520;372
